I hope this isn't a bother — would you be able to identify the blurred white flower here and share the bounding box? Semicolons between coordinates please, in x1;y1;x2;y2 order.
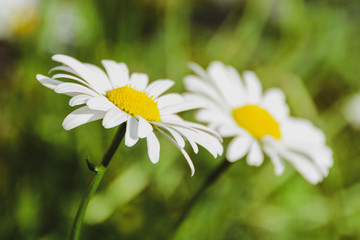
36;55;223;175
0;0;39;39
184;61;333;184
39;2;77;52
38;1;98;52
343;93;360;130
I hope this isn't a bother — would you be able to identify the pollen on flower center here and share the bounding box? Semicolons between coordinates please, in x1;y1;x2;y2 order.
232;105;281;140
106;86;161;122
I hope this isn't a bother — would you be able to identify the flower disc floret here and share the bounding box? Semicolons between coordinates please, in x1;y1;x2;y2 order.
106;86;161;122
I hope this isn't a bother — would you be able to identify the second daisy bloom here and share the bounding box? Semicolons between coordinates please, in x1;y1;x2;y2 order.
184;61;333;184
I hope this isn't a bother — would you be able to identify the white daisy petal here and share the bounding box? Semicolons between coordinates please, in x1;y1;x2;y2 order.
194;133;223;157
156;121;200;153
280;150;323;184
160;102;202;115
180;148;195;176
262;88;289;121
311;147;333;176
263;146;284;175
69;94;92;107
183;75;223;104
243;71;262;103
167;125;198;152
188;139;199;154
102;60;129;88
84;63;112;92
216;121;242;137
49;66;77;75
54;82;98;97
281;118;333;175
208;61;244;106
146;132;160;163
52;54;108;94
188;62;209;82
146;79;175;98
171;125;223;158
130;73;149;90
195;108;228;125
160;114;184;123
157;93;183;109
62;106;105;130
137;116;153;138
157;128;195;176
227;66;246;91
182;121;222;141
246;141;264;166
52;73;93;89
36;74;63;90
125;116;139;147
102;108;128;129
87;96;116;112
183;93;222;112
226;135;252;162
282;118;326;149
165;126;186;148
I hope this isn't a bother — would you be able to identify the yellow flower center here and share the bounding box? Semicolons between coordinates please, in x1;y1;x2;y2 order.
232;105;281;140
106;86;160;122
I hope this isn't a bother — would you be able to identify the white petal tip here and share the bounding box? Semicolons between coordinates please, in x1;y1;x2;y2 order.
150;158;159;164
310;179;321;185
243;70;256;75
208;61;225;69
53;87;61;94
36;74;45;80
102;123;116;129
51;54;66;61
226;156;238;163
101;59;111;64
188;62;198;69
274;165;285;176
62;123;72;131
188;159;195;177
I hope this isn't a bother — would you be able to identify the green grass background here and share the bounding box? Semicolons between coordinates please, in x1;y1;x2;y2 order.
1;0;360;239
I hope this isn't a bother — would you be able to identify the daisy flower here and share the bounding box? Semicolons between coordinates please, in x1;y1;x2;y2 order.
36;55;223;175
183;61;333;184
0;0;39;39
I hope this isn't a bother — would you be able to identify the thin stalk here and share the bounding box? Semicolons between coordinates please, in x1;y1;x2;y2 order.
69;123;126;240
172;159;231;236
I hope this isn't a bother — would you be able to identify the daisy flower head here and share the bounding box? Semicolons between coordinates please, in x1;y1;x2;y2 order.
0;0;39;39
36;55;223;175
184;61;333;184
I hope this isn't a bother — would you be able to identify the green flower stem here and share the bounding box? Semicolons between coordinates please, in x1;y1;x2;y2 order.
172;159;231;236
69;123;126;240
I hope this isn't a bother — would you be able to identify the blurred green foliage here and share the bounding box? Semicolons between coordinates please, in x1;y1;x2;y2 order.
1;0;360;239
